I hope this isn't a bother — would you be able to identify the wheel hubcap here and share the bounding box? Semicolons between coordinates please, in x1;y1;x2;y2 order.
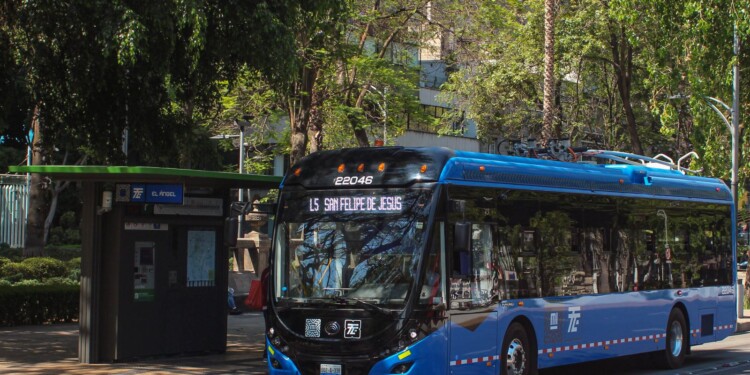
668;320;683;357
506;338;526;375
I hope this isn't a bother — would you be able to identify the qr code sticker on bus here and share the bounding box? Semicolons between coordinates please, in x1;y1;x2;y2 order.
305;318;321;337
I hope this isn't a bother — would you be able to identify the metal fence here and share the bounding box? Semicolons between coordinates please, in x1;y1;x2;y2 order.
0;174;28;248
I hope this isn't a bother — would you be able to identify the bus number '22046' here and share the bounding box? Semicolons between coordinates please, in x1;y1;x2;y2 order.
334;176;373;185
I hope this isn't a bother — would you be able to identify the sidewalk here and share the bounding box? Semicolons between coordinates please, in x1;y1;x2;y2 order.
0;312;268;375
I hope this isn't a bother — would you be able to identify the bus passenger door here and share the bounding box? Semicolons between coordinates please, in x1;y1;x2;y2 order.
448;222;499;374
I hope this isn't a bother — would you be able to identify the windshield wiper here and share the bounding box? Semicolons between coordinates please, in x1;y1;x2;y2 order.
331;296;397;317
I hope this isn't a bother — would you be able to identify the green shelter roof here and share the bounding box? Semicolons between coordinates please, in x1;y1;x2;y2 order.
8;165;282;189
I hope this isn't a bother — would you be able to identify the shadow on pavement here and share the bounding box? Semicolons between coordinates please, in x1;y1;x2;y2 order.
0;313;268;374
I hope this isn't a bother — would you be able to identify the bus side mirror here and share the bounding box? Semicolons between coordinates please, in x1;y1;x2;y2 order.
224;216;238;247
454;221;471;252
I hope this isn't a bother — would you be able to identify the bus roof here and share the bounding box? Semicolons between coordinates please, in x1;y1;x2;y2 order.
283;147;731;202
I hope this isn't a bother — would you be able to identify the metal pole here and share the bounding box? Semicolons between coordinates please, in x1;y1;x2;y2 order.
732;22;741;208
383;87;387;144
238;123;245;202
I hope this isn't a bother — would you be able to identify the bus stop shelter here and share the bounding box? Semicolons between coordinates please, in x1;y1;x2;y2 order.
8;165;281;363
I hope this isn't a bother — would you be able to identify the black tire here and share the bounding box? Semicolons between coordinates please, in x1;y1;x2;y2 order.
501;322;535;375
656;308;688;369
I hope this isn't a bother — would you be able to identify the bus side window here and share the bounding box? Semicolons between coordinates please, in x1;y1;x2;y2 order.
471;224;494;304
453;221;471;277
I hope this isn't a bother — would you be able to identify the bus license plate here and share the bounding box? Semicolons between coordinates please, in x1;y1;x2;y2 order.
320;363;342;375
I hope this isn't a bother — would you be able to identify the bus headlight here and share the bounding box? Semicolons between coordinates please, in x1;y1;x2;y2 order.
391;361;414;374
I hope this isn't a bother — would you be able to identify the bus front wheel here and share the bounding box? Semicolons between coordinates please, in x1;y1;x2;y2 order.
656;308;688;369
501;322;535;375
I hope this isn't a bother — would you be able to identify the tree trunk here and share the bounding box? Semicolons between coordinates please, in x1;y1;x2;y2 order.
541;0;556;147
308;88;325;153
43;151;85;243
25;105;45;257
609;25;644;155
288;65;319;166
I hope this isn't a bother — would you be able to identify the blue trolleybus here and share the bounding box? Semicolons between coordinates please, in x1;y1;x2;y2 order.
266;147;735;375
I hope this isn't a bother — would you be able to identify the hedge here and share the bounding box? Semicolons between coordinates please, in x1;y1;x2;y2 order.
0;257;68;281
0;285;79;326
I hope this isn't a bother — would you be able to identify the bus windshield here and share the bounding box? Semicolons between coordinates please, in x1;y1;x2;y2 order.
273;188;433;306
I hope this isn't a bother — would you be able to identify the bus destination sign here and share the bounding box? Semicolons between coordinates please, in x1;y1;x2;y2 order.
308;195;403;213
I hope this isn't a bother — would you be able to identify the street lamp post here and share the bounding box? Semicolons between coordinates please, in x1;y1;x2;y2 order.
367;85;388;144
234;116;252;202
668;93;739;205
733;22;741;208
210;116;253;201
668;25;740;207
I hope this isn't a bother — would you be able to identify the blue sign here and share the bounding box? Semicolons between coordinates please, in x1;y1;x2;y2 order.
145;184;183;204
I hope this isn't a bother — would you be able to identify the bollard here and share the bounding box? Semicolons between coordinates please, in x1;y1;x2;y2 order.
738;279;745;319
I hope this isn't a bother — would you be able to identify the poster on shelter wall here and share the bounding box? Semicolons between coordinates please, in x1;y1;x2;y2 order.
187;230;216;287
134;242;156;301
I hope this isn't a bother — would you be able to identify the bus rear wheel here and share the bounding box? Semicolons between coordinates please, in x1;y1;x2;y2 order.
656;308;688;369
501;322;535;375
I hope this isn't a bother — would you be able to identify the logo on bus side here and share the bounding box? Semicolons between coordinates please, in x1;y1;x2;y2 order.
567;306;581;333
545;306;582;342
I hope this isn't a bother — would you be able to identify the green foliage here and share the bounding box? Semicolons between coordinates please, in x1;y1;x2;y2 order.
0;285;79;326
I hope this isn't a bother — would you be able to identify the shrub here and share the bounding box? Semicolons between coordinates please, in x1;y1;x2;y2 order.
20;257;67;280
59;211;78;229
0;257;10;268
0;246;22;261
0;285;79;326
45;246;81;261
64;228;80;244
65;258;81;281
13;279;42;286
43;277;78;286
48;227;65;245
0;262;28;279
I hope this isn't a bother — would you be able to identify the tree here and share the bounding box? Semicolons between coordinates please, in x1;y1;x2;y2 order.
542;0;558;145
610;0;749;187
282;1;350;166
1;0;302;255
282;0;434;165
